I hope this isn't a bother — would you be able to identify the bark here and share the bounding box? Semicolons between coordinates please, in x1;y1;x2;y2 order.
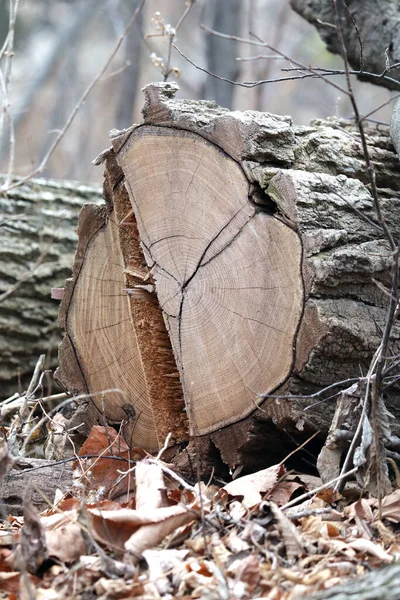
290;0;400;90
57;82;400;473
0;458;73;515
0;176;102;398
309;563;400;600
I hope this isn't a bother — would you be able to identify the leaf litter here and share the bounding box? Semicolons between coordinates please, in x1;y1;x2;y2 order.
1;426;400;599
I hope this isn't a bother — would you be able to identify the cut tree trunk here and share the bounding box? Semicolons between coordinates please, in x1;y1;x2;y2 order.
57;83;400;473
0;177;102;398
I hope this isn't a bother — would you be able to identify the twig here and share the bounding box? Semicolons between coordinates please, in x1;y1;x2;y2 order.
156;432;172;460
0;0;20;188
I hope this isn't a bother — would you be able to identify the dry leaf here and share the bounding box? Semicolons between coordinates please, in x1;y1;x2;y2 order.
268;502;304;560
124;505;198;557
223;464;285;508
77;426;134;498
143;548;188;595
348;538;393;562
135;460;167;510
269;481;304;505
45;523;86;563
344;498;374;522
380;490;400;522
233;554;260;596
88;504;198;554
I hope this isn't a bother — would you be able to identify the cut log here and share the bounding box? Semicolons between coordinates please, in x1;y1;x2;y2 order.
0;177;102;398
57;83;400;471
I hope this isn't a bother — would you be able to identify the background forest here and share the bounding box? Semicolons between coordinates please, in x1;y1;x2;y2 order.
0;0;394;185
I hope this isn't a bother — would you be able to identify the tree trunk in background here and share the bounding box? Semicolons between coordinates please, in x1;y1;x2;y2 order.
57;83;400;475
291;0;400;90
115;1;143;129
0;177;102;398
202;0;242;109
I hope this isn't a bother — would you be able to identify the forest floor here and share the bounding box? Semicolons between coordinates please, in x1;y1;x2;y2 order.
1;379;400;600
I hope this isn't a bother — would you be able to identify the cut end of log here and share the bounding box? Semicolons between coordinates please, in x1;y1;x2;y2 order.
58;84;399;464
115;125;303;437
57;155;187;452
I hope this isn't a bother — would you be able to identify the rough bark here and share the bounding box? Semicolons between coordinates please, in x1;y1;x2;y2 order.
0;458;73;515
290;0;400;90
57;83;400;473
309;563;400;600
0;176;102;398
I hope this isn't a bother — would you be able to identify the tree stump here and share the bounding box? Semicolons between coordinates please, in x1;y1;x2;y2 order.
57;83;400;472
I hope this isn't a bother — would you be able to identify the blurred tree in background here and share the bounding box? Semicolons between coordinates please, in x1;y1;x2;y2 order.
0;0;392;184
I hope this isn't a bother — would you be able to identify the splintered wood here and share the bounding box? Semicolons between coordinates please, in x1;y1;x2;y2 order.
117;127;303;435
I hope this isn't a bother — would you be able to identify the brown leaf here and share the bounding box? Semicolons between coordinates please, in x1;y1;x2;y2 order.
268;502;304;560
233;554;260;595
124;506;198;557
380;490;400;522
269;481;304;505
348;538;393;562
223;464;286;508
45;523;86;563
344;498;374;521
77;426;135;498
88;504;198;553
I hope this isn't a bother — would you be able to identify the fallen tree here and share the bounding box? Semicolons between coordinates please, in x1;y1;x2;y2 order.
57;82;400;473
0;177;102;398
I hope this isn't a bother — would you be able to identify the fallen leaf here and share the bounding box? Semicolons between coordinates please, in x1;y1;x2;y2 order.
344;498;374;522
268;502;304;560
135;460;167;510
233;554;260;595
348;538;393;562
45;523;86;563
76;426;134;498
380;490;400;522
223;464;286;508
88;504;198;554
269;480;304;506
124;505;198;557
